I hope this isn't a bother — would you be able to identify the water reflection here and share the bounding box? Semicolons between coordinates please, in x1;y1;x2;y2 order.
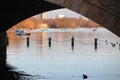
7;28;120;80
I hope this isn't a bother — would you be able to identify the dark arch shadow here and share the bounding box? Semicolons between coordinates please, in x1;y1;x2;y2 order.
0;0;63;32
0;62;31;80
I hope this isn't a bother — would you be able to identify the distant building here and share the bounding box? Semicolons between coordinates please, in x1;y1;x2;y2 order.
57;14;65;18
41;13;47;19
33;12;47;19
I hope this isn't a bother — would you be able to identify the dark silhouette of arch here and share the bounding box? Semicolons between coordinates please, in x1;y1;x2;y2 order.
0;0;62;32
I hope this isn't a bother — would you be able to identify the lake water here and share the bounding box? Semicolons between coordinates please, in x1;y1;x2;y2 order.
7;28;120;80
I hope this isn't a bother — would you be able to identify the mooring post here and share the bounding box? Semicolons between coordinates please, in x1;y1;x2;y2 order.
48;37;51;47
94;38;97;51
71;36;74;50
0;32;7;67
27;37;30;47
119;43;120;51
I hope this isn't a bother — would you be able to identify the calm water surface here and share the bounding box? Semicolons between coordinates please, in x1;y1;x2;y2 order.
7;28;120;80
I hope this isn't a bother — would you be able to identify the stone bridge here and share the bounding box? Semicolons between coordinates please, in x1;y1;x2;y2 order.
0;0;120;66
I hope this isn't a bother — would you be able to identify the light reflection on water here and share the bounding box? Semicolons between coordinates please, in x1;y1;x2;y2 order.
7;28;120;80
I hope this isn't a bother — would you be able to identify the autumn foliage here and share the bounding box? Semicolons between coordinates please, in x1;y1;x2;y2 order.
10;17;102;30
47;17;101;28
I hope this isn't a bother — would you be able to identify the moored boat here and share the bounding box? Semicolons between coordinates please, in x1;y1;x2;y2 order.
15;30;31;35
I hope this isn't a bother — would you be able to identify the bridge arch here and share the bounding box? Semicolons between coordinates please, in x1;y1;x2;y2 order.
0;1;120;78
0;0;120;37
45;0;120;37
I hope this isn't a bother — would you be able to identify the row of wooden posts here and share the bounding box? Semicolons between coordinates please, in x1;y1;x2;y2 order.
7;36;97;50
26;36;98;50
6;37;120;51
26;36;76;48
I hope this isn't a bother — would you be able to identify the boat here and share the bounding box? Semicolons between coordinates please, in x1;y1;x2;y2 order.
17;32;31;35
93;28;97;31
15;30;31;35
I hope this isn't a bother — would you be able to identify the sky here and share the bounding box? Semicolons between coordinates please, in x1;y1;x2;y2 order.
45;8;88;19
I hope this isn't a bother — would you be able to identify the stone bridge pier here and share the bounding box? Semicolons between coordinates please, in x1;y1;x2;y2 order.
0;32;7;68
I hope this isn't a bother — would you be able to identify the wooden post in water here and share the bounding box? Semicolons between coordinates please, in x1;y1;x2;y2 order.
48;37;51;47
27;37;29;47
119;43;120;51
94;38;97;51
71;36;74;50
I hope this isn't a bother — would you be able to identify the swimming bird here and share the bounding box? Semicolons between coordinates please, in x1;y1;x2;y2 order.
83;74;88;80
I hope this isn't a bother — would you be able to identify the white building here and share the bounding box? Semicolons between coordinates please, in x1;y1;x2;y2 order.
57;14;65;18
41;13;47;19
33;13;47;19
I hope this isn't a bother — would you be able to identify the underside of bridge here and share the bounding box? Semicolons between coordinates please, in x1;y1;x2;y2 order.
0;0;120;37
0;0;62;32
